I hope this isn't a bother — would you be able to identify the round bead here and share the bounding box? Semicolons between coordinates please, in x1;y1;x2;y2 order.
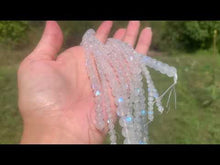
125;116;133;123
110;135;117;142
95;90;101;96
158;106;164;113
118;97;124;103
141;110;147;116
123;138;129;144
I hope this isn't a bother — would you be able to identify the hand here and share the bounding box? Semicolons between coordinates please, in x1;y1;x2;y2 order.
17;21;152;144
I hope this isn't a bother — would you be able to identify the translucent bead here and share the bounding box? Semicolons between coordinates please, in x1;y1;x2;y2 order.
119;118;126;127
125;116;133;123
139;141;147;144
141;109;147;116
109;129;116;135
148;102;154;106
170;66;177;72
118;97;124;103
148;116;154;121
158;106;164;113
167;71;173;77
110;135;117;142
148;96;154;102
123;138;129;144
96;121;105;130
95;90;101;96
148;92;154;97
122;128;128;137
153;92;159;98
109;123;114;129
134;117;141;123
116;109;125;117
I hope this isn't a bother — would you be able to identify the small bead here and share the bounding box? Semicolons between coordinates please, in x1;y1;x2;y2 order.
141;110;147;116
139;141;147;144
95;90;101;96
154;93;159;98
118;97;124;103
124;138;129;144
125;116;133;122
110;135;117;142
158;106;164;113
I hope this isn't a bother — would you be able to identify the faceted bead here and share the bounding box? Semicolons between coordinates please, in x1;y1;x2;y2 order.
119;118;126;127
148;116;154;121
148;102;154;106
158;106;164;113
141;109;147;116
109;129;116;135
110;135;117;142
95;90;101;96
122;128;128;137
123;138;129;144
148;96;154;102
109;123;114;129
118;97;124;103
134;117;141;123
154;92;159;98
167;71;173;77
149;92;154;97
125;116;133;123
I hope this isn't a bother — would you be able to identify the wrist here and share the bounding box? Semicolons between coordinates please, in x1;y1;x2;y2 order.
20;117;105;144
20;120;86;144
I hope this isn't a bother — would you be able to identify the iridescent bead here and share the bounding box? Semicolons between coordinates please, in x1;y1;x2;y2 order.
125;116;132;123
158;106;164;113
148;96;154;102
118;97;124;103
154;93;159;98
95;90;101;96
141;109;147;116
123;138;129;144
139;141;147;144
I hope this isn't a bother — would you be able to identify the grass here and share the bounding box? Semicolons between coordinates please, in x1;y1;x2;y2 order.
105;53;220;144
0;65;22;144
0;21;220;144
147;53;220;144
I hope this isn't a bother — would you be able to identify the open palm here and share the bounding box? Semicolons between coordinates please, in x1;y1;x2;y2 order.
18;21;152;144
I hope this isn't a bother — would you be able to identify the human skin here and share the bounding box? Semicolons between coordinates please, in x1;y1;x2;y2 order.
17;21;152;144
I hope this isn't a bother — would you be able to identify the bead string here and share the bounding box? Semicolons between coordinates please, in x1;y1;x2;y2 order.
80;29;178;144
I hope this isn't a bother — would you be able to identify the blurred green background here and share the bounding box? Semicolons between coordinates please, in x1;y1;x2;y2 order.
0;21;219;144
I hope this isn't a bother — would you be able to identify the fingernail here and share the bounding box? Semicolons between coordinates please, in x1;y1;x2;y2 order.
145;27;151;30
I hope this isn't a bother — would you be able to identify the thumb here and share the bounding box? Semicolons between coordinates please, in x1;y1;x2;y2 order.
30;21;63;60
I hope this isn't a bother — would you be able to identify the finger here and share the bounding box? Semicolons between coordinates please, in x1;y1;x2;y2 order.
113;28;126;40
30;21;63;60
123;21;140;47
135;27;152;55
95;21;113;43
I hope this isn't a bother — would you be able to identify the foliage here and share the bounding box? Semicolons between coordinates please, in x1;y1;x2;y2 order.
0;21;30;48
161;21;220;53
